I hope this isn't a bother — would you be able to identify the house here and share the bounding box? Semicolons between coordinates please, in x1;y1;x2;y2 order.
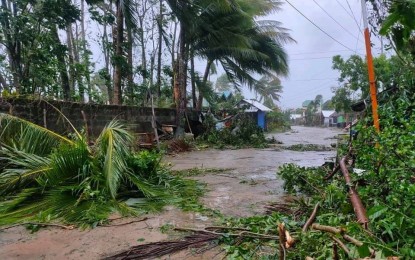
321;110;337;127
237;99;272;130
290;114;303;125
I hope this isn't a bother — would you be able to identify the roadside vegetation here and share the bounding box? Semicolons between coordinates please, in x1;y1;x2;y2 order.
196;114;269;149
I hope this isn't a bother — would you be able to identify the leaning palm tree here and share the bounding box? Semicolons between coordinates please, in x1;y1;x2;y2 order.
0;113;199;227
188;0;293;109
255;75;283;107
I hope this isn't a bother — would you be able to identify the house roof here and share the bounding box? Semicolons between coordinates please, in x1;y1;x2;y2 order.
302;100;313;107
240;99;272;112
322;110;336;118
290;114;302;120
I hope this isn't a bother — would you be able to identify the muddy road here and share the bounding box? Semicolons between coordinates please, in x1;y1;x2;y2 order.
0;126;341;260
167;126;341;217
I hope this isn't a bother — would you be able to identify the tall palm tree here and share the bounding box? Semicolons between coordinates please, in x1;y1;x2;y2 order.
166;0;293;112
255;75;283;108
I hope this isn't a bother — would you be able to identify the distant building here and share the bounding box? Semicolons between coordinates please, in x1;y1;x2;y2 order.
237;99;272;130
302;100;313;108
321;110;337;127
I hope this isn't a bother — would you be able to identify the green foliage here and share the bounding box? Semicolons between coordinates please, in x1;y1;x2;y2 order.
266;110;291;132
218;89;415;258
198;114;268;149
0;114;203;227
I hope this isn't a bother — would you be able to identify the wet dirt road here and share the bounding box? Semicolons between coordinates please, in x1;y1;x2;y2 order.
0;126;341;260
167;126;341;217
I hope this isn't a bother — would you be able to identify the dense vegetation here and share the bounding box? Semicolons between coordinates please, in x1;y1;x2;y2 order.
0;114;203;227
216;91;415;258
212;2;415;257
197;113;268;149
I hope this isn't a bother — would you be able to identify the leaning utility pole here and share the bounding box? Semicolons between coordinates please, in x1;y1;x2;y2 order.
361;0;380;132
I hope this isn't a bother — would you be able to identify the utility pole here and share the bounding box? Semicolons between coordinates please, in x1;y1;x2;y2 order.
361;0;380;132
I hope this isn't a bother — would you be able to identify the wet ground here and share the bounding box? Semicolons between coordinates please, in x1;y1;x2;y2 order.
0;126;341;259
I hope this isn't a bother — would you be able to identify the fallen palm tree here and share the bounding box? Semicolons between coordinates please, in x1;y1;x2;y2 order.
0;113;202;227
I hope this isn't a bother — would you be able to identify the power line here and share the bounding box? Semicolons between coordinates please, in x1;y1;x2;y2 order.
334;0;356;21
346;0;362;32
312;0;363;43
290;54;364;61
284;0;355;52
290;49;365;56
281;77;338;82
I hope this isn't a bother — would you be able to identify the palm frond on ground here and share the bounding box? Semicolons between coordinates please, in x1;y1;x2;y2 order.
0;113;202;227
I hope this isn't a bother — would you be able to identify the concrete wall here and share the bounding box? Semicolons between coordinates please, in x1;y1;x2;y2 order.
0;98;176;137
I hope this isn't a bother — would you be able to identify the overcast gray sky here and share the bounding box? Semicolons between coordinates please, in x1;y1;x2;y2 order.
257;0;387;109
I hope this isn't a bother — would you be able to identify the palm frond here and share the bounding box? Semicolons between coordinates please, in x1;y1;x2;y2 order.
96;120;133;199
0;113;74;155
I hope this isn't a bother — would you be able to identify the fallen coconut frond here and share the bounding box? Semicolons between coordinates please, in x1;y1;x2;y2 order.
0;222;75;231
103;232;219;260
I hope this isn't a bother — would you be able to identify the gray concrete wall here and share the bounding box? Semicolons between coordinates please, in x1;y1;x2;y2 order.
0;98;176;137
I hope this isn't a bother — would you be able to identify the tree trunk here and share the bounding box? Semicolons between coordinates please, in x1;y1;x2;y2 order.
103;22;113;104
113;0;124;105
196;60;212;110
171;21;177;101
0;0;21;93
71;24;85;102
138;15;147;87
175;24;188;136
66;24;75;98
51;26;71;100
156;0;163;98
127;26;134;103
80;0;91;101
190;51;197;109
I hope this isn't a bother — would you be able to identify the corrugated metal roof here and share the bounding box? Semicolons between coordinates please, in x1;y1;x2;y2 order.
241;99;272;112
322;110;336;118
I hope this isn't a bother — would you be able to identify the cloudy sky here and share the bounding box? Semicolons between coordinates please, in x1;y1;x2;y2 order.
258;0;387;109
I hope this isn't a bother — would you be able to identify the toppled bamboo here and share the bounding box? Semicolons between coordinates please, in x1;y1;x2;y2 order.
340;157;369;229
302;202;320;232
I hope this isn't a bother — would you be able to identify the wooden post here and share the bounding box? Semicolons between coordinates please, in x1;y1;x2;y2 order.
361;0;380;132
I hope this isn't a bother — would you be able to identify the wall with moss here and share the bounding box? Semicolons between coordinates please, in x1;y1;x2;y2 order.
0;98;176;137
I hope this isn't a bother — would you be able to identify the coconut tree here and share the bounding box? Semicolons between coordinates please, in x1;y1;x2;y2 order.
0;113;199;226
255;75;283;108
166;0;293;112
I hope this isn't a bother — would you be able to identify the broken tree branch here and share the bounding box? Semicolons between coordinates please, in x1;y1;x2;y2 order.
324;164;340;180
174;227;279;240
312;223;342;234
329;234;350;256
302;202;320;232
0;222;74;231
278;223;287;260
340;157;369;228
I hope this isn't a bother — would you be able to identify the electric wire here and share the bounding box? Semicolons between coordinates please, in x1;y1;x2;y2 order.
334;0;357;22
284;0;355;52
290;49;365;56
312;0;363;43
289;54;364;61
346;0;363;32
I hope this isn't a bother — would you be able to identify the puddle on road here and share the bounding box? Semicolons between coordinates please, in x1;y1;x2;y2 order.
167;126;342;217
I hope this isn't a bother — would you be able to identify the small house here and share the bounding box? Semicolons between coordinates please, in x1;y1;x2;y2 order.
321;110;337;127
237;99;272;130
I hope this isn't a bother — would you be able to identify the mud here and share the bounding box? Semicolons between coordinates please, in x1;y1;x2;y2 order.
0;126;341;259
